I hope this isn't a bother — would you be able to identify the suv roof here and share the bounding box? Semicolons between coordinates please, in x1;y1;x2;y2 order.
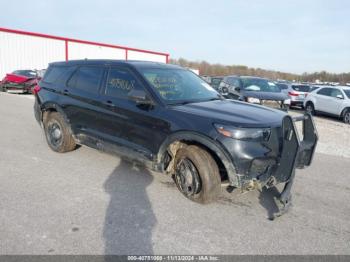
49;59;182;70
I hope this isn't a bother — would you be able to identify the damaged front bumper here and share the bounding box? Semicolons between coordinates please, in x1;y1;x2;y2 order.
224;113;318;216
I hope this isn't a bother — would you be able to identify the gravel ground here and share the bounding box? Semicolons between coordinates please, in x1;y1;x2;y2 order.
0;93;349;255
289;109;350;158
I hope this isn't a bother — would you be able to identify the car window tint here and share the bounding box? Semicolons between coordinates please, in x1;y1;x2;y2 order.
317;88;332;96
226;77;240;86
330;89;343;98
292;85;310;92
105;67;141;98
276;83;288;90
43;67;69;83
68;66;104;94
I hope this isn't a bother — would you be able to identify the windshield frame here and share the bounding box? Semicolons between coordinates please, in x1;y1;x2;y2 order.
138;67;223;105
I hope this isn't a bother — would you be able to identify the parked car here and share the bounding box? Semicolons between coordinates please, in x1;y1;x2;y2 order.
0;69;43;94
209;76;224;91
218;76;291;110
276;82;311;108
34;60;317;217
304;85;350;124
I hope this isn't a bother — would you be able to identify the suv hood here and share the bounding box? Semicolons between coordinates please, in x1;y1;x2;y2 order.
172;100;286;127
241;91;289;101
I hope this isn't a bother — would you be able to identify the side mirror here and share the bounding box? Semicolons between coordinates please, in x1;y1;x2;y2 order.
128;89;153;105
234;86;241;92
336;94;344;99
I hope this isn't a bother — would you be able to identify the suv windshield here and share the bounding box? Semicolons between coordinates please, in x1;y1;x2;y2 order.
12;70;37;78
241;78;280;92
139;68;220;104
343;89;350;99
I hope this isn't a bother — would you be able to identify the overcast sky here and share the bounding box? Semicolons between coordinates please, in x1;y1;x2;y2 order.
1;0;349;74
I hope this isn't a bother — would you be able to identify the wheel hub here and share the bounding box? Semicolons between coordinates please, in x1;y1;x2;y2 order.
48;122;62;146
175;158;201;197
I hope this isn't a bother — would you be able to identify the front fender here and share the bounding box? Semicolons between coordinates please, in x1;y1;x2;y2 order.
156;131;238;185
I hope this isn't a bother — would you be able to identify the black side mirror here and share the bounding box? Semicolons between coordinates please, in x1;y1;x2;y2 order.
128;89;153;105
234;86;241;92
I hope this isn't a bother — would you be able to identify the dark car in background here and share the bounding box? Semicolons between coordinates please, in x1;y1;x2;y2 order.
33;60;317;217
276;82;311;108
0;69;44;94
218;76;291;110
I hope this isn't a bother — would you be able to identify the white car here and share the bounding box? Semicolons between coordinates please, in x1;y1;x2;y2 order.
304;86;350;124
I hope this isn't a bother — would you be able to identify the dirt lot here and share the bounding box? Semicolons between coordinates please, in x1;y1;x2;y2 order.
0;93;349;255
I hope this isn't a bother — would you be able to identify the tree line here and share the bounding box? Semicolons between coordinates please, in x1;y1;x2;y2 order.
170;58;350;84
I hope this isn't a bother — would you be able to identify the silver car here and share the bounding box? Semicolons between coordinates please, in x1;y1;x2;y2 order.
276;82;311;108
303;85;350;124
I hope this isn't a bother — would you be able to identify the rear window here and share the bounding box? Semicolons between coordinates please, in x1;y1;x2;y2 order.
43;66;71;83
292;85;310;92
68;66;104;94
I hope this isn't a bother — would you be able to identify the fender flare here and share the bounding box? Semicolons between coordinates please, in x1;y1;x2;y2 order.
156;131;238;185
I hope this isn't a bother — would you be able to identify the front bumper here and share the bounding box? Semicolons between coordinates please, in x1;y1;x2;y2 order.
222;113;318;189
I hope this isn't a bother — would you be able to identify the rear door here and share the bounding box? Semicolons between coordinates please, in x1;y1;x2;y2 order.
63;65;106;136
315;87;332;112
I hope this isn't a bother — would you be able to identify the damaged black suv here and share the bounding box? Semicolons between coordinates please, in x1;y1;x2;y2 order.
34;60;318;215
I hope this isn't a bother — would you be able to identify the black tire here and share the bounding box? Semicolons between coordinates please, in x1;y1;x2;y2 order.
174;145;221;204
43;112;76;153
305;102;316;116
343;109;350;124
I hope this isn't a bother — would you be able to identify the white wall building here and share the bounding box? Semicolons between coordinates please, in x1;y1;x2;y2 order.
0;27;169;77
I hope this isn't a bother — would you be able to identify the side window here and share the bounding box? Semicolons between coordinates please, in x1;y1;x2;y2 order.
67;66;104;94
104;67;142;99
43;66;70;83
330;89;343;98
317;88;331;96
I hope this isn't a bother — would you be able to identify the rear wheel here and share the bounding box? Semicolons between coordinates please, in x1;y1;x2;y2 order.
43;112;76;153
174;145;221;204
305;102;315;116
343;110;350;124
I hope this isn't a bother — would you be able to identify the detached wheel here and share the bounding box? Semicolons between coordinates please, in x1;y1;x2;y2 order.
343;110;350;124
305;102;315;116
174;145;221;204
43;112;76;153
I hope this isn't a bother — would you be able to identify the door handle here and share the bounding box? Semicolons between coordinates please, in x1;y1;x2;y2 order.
105;100;116;107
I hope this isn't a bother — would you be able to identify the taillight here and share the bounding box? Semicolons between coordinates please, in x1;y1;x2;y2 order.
288;91;298;96
33;85;41;95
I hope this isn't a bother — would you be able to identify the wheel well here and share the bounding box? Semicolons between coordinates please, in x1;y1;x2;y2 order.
42;107;57;122
164;140;229;182
341;107;350;117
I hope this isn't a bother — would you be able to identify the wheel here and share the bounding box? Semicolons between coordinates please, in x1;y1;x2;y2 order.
43;112;76;153
343;110;350;124
174;145;221;204
305;102;315;116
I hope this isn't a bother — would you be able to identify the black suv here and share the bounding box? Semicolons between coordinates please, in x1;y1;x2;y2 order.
34;60;317;215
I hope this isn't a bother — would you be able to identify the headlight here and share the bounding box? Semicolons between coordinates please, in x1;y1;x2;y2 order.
246;97;261;104
214;124;271;141
284;99;291;105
